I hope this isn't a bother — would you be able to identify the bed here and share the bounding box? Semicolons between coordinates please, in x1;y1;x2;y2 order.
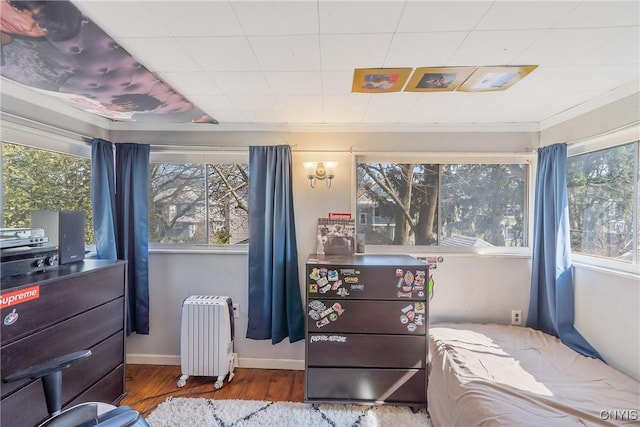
428;323;640;426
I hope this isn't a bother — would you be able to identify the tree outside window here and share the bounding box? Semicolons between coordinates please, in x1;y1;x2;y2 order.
149;162;249;244
2;142;93;243
567;142;637;262
356;162;527;247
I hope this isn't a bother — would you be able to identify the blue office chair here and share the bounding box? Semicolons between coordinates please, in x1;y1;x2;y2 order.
3;350;149;427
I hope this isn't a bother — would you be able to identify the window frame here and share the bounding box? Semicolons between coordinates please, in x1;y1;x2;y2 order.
148;149;250;252
351;152;535;256
1;120;94;245
567;126;640;275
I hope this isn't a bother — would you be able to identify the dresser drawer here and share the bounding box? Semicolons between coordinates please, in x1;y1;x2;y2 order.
306;367;426;405
308;333;426;368
307;263;427;300
1;297;124;398
307;299;426;335
1;262;125;345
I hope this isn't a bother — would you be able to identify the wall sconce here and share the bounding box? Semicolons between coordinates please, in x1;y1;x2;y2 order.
303;161;337;188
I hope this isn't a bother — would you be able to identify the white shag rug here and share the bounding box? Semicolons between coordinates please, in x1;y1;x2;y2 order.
147;397;431;427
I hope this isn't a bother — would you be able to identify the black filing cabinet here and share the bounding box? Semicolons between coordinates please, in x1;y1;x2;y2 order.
304;254;428;407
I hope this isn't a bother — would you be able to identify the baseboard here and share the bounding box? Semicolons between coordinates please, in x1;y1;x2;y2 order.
126;353;180;365
238;357;304;371
126;353;304;371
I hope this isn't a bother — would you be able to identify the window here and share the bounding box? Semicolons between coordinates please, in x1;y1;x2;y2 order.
1;141;93;243
359;212;367;225
356;161;528;248
567;141;639;264
149;162;249;244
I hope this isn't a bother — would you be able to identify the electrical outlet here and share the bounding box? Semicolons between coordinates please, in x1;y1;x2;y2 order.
511;309;522;325
233;303;240;318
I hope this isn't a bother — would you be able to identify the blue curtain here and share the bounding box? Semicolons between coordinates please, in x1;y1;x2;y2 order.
246;145;304;344
91;139;150;335
91;139;117;260
527;143;601;359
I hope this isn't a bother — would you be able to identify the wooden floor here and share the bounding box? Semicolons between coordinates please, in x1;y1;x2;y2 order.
120;364;305;418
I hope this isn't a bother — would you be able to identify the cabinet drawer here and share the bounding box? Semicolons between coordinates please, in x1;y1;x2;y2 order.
307;299;426;335
306;367;426;405
0;341;124;427
67;364;125;407
1;298;124;398
307;264;427;300
308;334;426;368
1;262;125;345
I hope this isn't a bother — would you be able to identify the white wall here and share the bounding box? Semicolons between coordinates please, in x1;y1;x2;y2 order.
126;252;305;369
573;265;640;380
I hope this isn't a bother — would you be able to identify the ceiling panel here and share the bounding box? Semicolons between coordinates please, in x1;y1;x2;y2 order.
397;1;492;33
178;37;261;72
474;2;580;30
384;32;468;67
249;35;321;71
147;1;244;37
447;30;544;66
1;0;638;132
231;1;319;36
318;1;405;34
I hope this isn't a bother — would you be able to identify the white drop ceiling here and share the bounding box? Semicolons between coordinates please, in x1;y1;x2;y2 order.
8;1;640;132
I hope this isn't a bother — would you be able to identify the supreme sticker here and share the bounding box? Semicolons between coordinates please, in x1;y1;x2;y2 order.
1;285;40;309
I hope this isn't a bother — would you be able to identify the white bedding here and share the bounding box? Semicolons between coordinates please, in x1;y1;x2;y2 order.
428;323;640;427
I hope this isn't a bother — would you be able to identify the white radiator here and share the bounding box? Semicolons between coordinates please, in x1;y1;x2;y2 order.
177;295;237;389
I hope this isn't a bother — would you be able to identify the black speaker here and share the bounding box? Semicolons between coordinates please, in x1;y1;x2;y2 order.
31;211;86;264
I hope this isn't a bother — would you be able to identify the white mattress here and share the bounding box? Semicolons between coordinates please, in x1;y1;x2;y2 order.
428;323;640;427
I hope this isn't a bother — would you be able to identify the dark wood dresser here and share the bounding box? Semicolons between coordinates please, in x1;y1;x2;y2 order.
1;259;127;427
305;254;428;408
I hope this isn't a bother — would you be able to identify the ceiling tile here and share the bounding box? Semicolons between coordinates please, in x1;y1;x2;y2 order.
514;28;625;66
384;32;468;67
397;1;491;33
535;65;640;92
74;1;171;38
321;34;394;70
147;1;244;37
158;72;222;96
279;109;324;124
571;27;640;66
442;92;523;123
277;95;324;111
249;35;321;71
322;109;366;123
187;94;238;112
447;30;544;66
8;0;640;130
323;95;371;112
322;71;358;94
365;92;420;117
231;1;319;35
208;72;272;95
116;38;201;72
555;1;640;28
227;95;280;111
179;37;261;71
318;1;405;34
475;2;579;31
406;92;471;123
264;71;323;95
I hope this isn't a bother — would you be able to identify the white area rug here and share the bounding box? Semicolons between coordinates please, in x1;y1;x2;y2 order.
147;397;431;427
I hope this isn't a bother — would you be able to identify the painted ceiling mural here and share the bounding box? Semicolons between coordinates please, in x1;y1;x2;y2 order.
0;0;217;124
